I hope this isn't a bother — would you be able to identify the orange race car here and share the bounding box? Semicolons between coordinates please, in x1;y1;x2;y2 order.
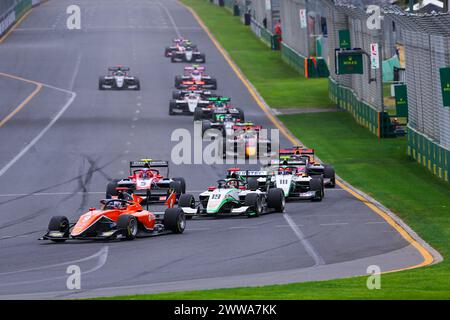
40;191;185;243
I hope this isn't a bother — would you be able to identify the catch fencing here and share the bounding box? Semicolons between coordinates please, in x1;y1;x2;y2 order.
0;0;33;37
383;7;450;182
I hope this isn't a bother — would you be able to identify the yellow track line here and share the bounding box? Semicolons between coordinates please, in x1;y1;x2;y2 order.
0;73;43;129
180;1;435;271
0;9;33;44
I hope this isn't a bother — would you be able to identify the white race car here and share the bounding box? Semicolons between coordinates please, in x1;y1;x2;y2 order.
99;66;140;90
169;92;211;115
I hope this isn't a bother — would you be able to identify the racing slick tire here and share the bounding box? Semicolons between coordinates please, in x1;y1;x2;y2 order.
164;208;186;234
247;178;259;191
199;53;206;63
169;181;183;197
106;180;120;199
172;91;181;99
48;216;70;243
237;108;245;122
172;177;186;194
117;214;138;241
201;120;212;138
164;47;171;57
169;100;177;115
178;194;195;220
98;77;105;90
134;78;141;91
175;76;183;88
194;107;204;121
310;178;324;202
244;193;262;217
171;55;177;63
267;188;285;212
324;165;336;188
210;79;217;90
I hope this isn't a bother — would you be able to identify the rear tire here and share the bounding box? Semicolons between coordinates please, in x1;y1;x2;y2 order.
210;79;217;90
201;120;212;138
117;214;138;240
175;75;183;88
244;193;262;217
48;216;70;243
164;208;186;233
267;188;285;212
237;108;245;122
172;91;181;99
194;107;204;121
247;178;259;191
324;165;336;188
200;54;206;63
106;180;119;199
172;177;186;194
169;181;182;196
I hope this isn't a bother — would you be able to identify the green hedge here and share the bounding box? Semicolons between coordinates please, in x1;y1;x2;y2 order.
408;128;450;183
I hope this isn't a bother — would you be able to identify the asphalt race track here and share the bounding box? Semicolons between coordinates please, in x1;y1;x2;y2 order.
0;0;425;299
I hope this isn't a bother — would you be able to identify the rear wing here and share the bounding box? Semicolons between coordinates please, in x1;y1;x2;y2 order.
269;159;307;167
129;160;169;175
184;65;205;73
227;169;269;179
208;96;231;102
108;66;130;72
232;124;262;131
279;147;314;156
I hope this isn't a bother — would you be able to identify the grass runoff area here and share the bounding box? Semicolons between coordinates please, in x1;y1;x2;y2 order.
98;0;450;299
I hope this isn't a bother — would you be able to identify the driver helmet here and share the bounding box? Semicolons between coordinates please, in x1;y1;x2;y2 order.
228;179;238;188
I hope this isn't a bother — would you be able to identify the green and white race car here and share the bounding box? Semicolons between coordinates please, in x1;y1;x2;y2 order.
178;174;285;218
238;160;325;201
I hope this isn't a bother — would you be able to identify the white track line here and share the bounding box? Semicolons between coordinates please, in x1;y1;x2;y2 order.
283;213;325;266
156;1;181;38
0;89;76;178
0;247;108;287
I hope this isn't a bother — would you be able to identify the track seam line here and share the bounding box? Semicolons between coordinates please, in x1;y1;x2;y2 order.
179;0;439;272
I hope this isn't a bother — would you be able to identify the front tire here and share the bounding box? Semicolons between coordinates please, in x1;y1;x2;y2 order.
310;178;324;202
48;216;70;243
244;193;262;217
164;208;186;233
267;188;285;212
117;214;138;240
169;100;177;115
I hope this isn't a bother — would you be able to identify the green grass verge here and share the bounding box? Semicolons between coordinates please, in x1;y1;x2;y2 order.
96;0;450;299
180;0;333;109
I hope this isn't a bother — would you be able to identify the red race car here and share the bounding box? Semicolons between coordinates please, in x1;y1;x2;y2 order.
107;160;186;203
40;191;185;242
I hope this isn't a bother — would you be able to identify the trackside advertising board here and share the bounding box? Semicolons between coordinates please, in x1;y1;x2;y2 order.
440;67;450;107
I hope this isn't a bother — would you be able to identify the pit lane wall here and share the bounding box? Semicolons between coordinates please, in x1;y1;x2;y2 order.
0;0;34;37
